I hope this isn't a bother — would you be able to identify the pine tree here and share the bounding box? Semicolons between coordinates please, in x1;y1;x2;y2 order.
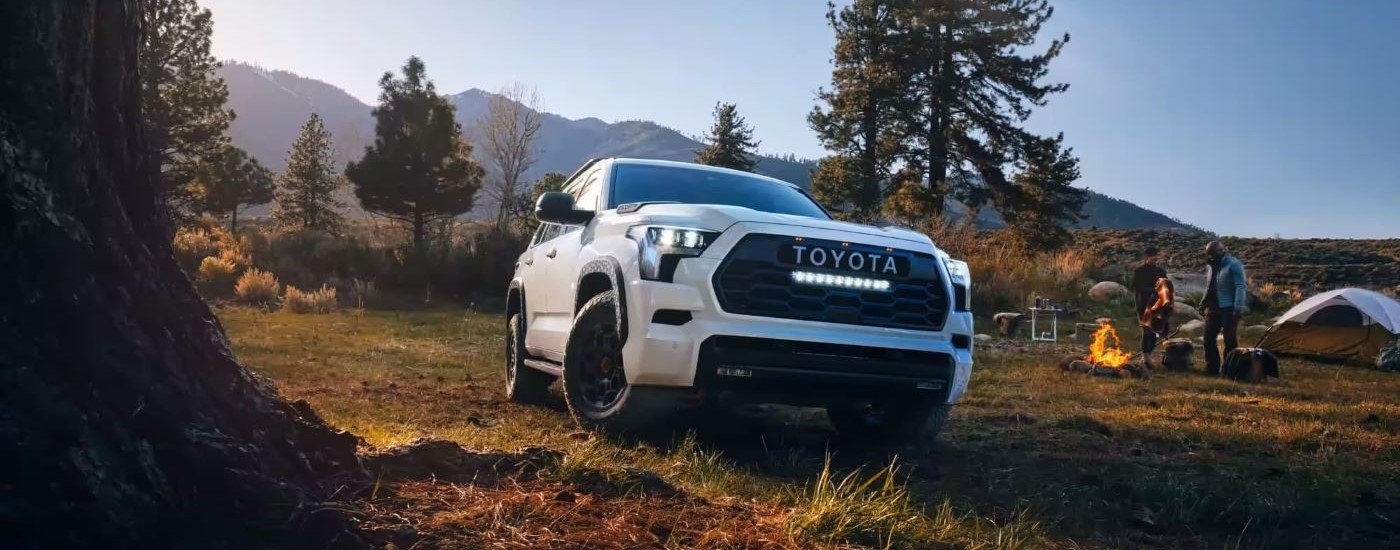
893;0;1070;217
810;155;863;221
695;102;760;171
999;133;1086;251
140;0;235;225
808;0;906;219
347;57;484;249
4;3;362;544
190;145;274;232
273;114;345;233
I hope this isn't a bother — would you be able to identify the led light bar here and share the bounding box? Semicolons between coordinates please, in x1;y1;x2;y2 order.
790;270;892;292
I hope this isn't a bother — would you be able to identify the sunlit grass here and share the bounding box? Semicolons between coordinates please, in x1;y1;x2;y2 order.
220;305;1400;549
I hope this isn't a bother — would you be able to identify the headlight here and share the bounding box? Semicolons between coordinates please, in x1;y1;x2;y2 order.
943;258;970;287
627;225;720;281
943;257;971;311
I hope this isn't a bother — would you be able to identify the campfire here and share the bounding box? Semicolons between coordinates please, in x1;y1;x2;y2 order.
1061;322;1150;379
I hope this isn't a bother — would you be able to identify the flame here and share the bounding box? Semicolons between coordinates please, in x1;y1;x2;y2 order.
1087;322;1134;368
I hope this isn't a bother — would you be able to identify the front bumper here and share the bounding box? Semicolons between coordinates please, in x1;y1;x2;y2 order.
620;251;974;405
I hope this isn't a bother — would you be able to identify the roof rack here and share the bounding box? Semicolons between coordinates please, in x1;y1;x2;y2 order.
562;158;607;184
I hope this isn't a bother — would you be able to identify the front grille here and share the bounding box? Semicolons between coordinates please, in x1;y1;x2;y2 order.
713;234;950;331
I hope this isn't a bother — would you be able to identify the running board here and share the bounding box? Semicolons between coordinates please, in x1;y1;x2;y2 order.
523;358;563;376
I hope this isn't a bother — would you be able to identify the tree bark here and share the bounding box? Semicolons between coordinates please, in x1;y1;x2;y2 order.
412;210;425;250
926;22;950;217
1;2;362;548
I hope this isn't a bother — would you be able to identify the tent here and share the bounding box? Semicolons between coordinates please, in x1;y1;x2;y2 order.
1258;288;1400;365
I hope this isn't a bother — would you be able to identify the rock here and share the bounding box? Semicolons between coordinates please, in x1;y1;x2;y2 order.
1178;319;1206;334
1171;302;1203;322
1089;281;1130;302
1241;325;1271;341
1169;272;1208;297
974;333;994;343
993;312;1024;337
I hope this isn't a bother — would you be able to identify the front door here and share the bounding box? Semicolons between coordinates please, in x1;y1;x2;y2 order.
521;223;560;354
534;169;603;354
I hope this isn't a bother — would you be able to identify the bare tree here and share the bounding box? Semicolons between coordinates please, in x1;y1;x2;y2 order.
476;82;544;230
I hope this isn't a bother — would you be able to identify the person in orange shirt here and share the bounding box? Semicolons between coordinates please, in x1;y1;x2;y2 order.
1139;277;1175;368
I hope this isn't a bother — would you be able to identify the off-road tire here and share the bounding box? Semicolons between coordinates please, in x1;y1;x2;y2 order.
827;400;953;448
505;313;553;404
562;291;679;434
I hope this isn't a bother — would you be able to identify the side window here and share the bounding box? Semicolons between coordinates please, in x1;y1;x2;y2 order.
568;168;602;212
577;174;601;212
531;223;559;247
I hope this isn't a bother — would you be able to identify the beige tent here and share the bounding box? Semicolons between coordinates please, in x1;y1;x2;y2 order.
1258;288;1400;365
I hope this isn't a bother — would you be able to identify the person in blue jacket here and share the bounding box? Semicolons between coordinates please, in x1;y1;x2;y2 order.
1198;241;1248;375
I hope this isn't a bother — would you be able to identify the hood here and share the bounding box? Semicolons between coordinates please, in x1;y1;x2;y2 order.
622;203;933;246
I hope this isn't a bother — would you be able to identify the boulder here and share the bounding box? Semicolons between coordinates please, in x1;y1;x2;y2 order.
1089;281;1131;302
1241;325;1271;341
1178;319;1206;334
1169;272;1208;297
1170;302;1203;322
974;333;994;343
993;312;1025;338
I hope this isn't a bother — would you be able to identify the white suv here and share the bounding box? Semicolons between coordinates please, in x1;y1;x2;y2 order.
505;158;974;444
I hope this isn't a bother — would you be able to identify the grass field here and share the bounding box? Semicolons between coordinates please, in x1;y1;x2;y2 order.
220;306;1400;549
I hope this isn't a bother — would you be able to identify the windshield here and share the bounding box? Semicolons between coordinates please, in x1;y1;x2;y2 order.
608;163;830;219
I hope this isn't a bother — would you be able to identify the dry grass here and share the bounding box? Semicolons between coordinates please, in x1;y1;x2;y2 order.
195;256;240;297
220;307;1400;549
928;221;1096;313
281;285;338;314
233;268;280;305
173;227;220;272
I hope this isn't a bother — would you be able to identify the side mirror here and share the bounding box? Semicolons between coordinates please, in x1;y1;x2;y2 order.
535;191;594;225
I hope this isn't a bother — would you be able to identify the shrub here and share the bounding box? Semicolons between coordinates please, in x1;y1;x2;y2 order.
282;285;338;314
927;220;1095;313
195;256;240;297
346;278;382;309
172;228;219;273
234;268;280;305
262;228;388;289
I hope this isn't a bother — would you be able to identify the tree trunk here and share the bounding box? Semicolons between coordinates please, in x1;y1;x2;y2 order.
231;207;239;233
412;210;426;250
1;2;363;548
926;23;949;218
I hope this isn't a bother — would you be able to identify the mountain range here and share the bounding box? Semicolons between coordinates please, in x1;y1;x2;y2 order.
217;61;1195;231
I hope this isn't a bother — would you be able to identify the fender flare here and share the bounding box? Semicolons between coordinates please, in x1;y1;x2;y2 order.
506;278;526;321
576;257;630;345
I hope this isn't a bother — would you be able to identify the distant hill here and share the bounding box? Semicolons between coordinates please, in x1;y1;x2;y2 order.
218;62;1196;231
1075;229;1400;291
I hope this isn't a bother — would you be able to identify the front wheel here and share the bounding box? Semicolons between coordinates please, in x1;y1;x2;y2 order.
561;291;678;434
505;313;553;404
827;399;952;448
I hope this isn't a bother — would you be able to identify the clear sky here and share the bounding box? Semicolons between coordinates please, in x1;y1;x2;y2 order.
205;0;1400;238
